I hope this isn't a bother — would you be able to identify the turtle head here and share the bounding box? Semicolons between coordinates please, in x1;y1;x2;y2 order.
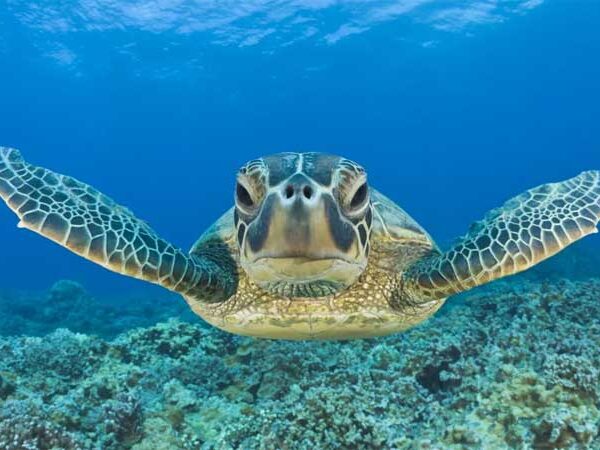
234;152;373;297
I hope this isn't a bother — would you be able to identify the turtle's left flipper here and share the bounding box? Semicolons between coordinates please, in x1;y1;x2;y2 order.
404;171;600;301
0;147;236;302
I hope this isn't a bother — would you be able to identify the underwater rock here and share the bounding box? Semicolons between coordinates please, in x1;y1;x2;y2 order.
0;277;599;448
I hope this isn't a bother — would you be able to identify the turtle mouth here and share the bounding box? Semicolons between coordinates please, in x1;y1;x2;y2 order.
242;256;365;298
252;256;349;281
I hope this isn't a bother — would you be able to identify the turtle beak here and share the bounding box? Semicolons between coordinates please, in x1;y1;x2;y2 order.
244;174;360;264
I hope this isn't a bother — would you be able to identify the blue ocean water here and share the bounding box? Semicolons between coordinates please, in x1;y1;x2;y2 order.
0;1;600;448
1;0;598;296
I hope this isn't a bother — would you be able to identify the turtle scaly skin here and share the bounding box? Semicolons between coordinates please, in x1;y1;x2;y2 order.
0;148;598;340
403;171;600;301
0;148;236;301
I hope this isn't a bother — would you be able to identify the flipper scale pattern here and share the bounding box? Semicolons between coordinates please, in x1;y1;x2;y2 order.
404;171;600;301
0;148;235;302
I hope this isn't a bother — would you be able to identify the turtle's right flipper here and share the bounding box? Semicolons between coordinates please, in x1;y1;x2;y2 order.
0;147;235;302
404;170;600;301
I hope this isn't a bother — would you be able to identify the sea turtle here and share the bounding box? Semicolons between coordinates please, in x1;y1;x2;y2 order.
0;148;598;339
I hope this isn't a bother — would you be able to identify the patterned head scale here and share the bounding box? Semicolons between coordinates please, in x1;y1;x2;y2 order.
234;152;373;297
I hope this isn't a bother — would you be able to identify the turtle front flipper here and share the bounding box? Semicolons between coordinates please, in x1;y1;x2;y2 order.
404;171;600;301
0;148;236;302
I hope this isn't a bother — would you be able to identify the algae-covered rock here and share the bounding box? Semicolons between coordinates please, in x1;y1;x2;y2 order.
0;277;600;449
0;400;85;450
103;393;144;447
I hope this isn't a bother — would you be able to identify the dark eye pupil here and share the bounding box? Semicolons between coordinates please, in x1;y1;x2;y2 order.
350;183;368;209
236;183;254;208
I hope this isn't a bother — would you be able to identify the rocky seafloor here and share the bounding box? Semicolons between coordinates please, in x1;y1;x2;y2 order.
0;249;599;449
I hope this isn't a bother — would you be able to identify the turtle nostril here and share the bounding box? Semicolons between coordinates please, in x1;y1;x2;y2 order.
283;184;314;200
303;185;313;199
285;185;295;199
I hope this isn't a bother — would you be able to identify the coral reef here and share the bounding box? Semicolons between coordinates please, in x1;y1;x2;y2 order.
0;280;196;338
0;274;600;448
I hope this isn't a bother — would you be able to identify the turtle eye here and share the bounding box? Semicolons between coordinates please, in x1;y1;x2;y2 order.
349;183;369;210
236;182;254;209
